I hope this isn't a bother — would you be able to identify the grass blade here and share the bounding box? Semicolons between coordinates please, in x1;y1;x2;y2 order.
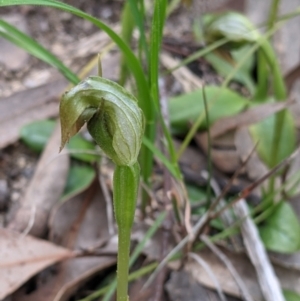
0;19;79;85
0;0;156;193
0;0;152;119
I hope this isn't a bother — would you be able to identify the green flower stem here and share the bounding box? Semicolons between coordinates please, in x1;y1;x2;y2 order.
113;162;140;301
267;0;281;31
254;49;268;101
259;34;287;193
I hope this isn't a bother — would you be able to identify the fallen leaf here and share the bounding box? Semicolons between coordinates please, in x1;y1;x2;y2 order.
209;101;292;139
234;127;268;181
0;14;30;71
7;122;70;237
186;248;300;301
0;79;66;149
0;228;72;300
165;270;240;301
195;130;240;174
14;182;116;301
160;52;203;93
270;252;300;271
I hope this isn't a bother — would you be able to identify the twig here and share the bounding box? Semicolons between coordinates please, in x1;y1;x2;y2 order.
143;211;209;289
188;252;227;301
201;235;254;301
233;200;285;301
201;171;242;251
98;158;115;236
7;123;70;237
143;143;259;289
212;146;300;220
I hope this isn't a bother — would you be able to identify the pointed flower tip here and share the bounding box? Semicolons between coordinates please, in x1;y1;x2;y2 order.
59;76;144;166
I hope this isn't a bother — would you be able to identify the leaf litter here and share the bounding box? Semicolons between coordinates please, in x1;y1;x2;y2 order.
0;228;73;300
2;1;300;301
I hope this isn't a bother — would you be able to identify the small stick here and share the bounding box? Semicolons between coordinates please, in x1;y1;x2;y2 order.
98;160;115;236
201;235;254;301
233;200;285;301
188;252;227;301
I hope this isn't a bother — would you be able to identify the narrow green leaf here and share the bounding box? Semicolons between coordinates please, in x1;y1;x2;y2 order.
0;0;152;120
150;0;167;107
127;0;149;62
250;109;295;168
0;19;79;85
169;85;248;134
259;202;300;253
119;1;135;86
62;164;96;201
142;136;179;179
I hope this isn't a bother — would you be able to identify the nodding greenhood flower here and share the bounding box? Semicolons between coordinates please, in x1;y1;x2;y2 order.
59;76;145;166
204;12;260;48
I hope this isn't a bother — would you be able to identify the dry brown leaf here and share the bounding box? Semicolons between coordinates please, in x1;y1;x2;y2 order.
0;79;66;149
166;270;240;301
195;131;240;173
160;52;203;93
186;248;300;301
7;122;70;237
0;14;30;71
209;101;292;139
269;251;300;271
0;228;73;300
13;182;116;301
196;102;285;176
234;127;268;181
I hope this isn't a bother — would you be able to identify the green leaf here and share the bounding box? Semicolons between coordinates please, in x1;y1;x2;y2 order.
204;11;260;47
249;109;295;168
169;85;248;134
20;119;56;152
186;184;207;203
142;136;179;179
284;290;300;301
67;135;98;163
185;184;224;229
0;0;152;119
205;48;255;94
20;119;97;163
259;202;300;253
0;19;79;85
62;164;96;201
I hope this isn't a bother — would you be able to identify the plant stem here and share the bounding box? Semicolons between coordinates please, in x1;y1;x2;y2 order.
267;0;281;31
113;163;140;301
116;227;131;301
254;49;268;101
